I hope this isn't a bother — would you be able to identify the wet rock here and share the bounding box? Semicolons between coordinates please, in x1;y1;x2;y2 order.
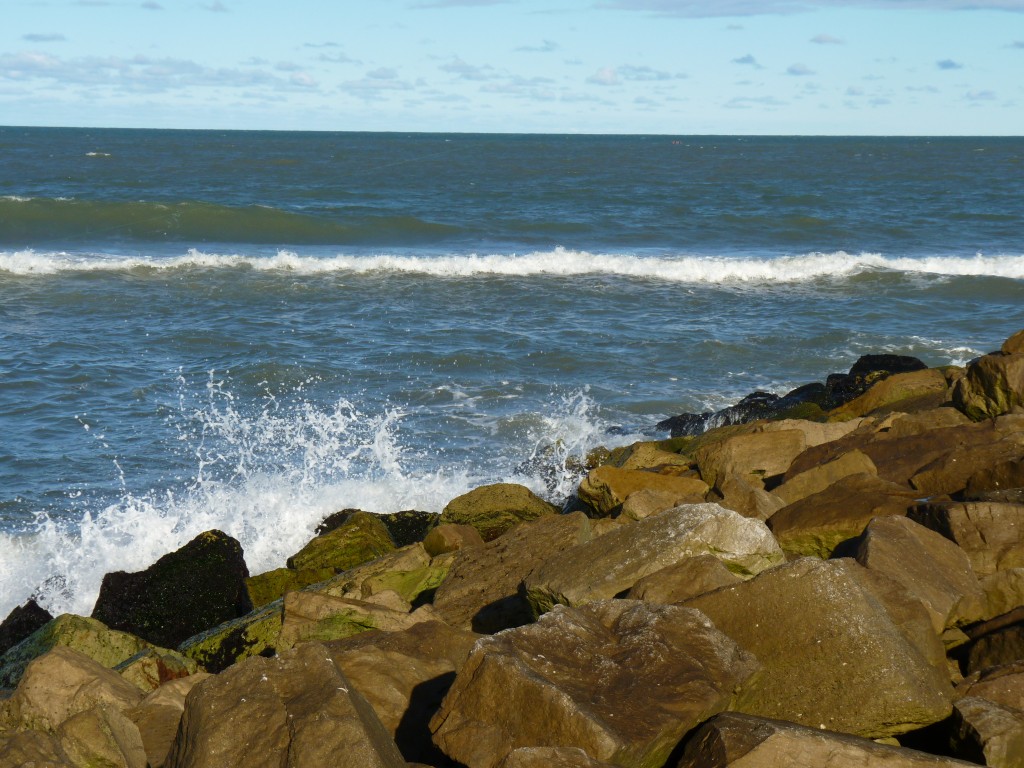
288;511;395;572
684;557;953;738
127;674;211;768
576;465;708;518
377;509;437;547
951;696;1024;768
524;503;783;616
910;501;1024;577
0;599;52;656
245;567;335;608
164;642;406;768
828;368;950;421
178;600;283;674
438;483;558;542
91;530;252;649
430;600;759;768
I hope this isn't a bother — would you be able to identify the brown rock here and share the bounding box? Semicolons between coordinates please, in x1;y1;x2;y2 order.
694;429;807;491
114;647;199;692
952;696;1024;768
127;674;212;768
910;437;1024;497
953;345;1024;420
620;488;703;521
910;501;1024;577
286;511;396;572
0;729;73;767
164;642;406;768
626;553;742;604
767;473;918;558
965;458;1024;499
438;483;558;542
963;621;1024;676
277;590;435;649
612;440;695;472
677;711;977;768
525;504;783;616
773;449;877;505
1004;330;1024;356
716;475;785;521
430;600;759;768
423;523;485;556
828;368;950;420
952;569;1024;628
431;512;592;633
577;465;709;518
683;557;953;738
57;704;147;768
957;660;1024;710
497;746;617;767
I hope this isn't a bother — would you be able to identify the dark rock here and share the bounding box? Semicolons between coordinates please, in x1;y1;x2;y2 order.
92;530;253;649
0;599;52;656
377;510;436;547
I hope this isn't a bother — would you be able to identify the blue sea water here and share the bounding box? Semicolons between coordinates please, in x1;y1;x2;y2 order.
1;128;1022;618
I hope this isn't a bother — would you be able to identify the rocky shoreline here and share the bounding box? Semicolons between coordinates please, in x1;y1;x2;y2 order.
2;330;1024;767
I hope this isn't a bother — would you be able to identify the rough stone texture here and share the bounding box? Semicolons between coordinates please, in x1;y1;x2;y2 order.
964;622;1024;675
430;600;759;768
676;711;978;768
952;568;1024;628
910;437;1024;497
6;646;144;733
577;466;708;518
694;429;807;491
0;729;73;767
127;674;212;768
953;346;1024;421
277;590;436;649
910;501;1024;577
757;417;867;448
438;483;558;542
497;746;618;767
311;543;434;599
525;504;783;616
423;523;485;556
767;473;918;558
431;512;592;633
965;458;1024;499
957;660;1024;711
853;515;983;633
0;599;53;656
611;440;696;472
0;614;151;689
91;530;252;650
683;557;953;738
164;642;406;768
620;488;706;521
114;647;199;692
828;368;950;420
1005;330;1024;356
325;620;480;764
177;599;283;674
57;704;148;768
376;510;437;548
952;696;1024;768
245;566;335;608
626;553;742;605
772;449;878;505
716;476;785;521
287;511;396;572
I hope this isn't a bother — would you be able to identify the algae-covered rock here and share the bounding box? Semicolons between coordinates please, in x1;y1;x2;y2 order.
0;614;151;689
0;599;52;656
287;511;396;572
177;600;283;673
359;562;451;605
245;566;335;608
91;530;253;649
576;465;709;518
311;543;433;599
828;367;950;420
423;523;484;556
438;483;558;542
277;591;435;649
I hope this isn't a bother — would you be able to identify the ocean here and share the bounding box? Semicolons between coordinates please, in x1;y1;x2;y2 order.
1;128;1022;619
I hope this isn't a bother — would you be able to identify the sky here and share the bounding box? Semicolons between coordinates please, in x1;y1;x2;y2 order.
1;0;1022;134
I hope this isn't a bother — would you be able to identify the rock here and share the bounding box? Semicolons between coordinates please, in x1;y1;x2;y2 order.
0;730;73;767
609;440;696;472
772;449;878;505
957;660;1024;710
963;620;1024;675
6;646;144;732
0;614;151;689
626;553;742;604
965;458;1024;499
57;704;148;768
164;642;406;768
758;416;867;447
277;591;435;649
951;696;1024;768
430;600;759;768
325;620;480;764
695;429;807;491
245;567;334;608
828;368;950;420
1005;330;1024;356
524;504;783;616
910;501;1024;577
677;711;977;768
177;599;283;674
852;515;983;633
423;523;484;556
576;465;709;517
287;511;396;572
114;647;199;692
431;512;592;633
127;674;211;768
767;473;918;558
0;599;52;656
953;343;1024;420
619;487;702;521
358;561;451;605
910;437;1024;497
497;746;618;767
91;530;252;650
683;557;953;738
438;483;558;542
952;569;1024;628
377;510;437;547
716;475;785;521
311;543;434;599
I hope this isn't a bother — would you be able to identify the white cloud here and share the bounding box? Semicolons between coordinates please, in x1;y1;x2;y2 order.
618;64;681;80
440;57;497;80
725;95;787;108
516;40;559;53
586;66;620;85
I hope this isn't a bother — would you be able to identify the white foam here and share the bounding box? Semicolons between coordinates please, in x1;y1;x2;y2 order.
3;247;1024;282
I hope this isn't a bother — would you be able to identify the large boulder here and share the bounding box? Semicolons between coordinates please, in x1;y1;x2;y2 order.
114;647;199;692
910;501;1024;577
827;367;950;420
0;614;151;689
772;449;878;505
576;466;708;518
677;711;977;768
245;566;334;608
951;695;1024;768
910;437;1024;497
953;336;1024;420
431;512;592;633
164;642;406;768
626;553;742;605
0;729;74;767
438;483;558;542
287;511;395;572
0;599;52;656
524;504;783;616
57;704;148;768
683;557;953;738
177;599;283;673
277;591;436;649
127;674;211;768
430;600;759;768
694;429;807;491
91;530;252;649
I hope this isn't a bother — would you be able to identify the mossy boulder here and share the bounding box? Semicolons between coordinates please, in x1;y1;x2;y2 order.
277;592;437;650
0;599;52;656
177;600;283;674
438;483;558;542
359;563;451;605
953;333;1024;420
245;567;335;608
288;511;396;572
0;614;151;689
91;529;253;649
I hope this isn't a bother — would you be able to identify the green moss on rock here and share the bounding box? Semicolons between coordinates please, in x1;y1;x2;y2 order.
245;567;335;608
287;512;395;572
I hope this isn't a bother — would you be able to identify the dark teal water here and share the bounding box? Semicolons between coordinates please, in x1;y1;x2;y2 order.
2;128;1022;616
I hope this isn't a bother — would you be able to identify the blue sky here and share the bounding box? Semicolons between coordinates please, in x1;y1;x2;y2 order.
2;0;1022;134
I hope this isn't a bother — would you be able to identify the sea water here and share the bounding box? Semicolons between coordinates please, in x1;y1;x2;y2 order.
1;129;1022;618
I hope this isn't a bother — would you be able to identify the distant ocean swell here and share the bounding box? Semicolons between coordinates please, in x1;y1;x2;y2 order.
3;247;1024;282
